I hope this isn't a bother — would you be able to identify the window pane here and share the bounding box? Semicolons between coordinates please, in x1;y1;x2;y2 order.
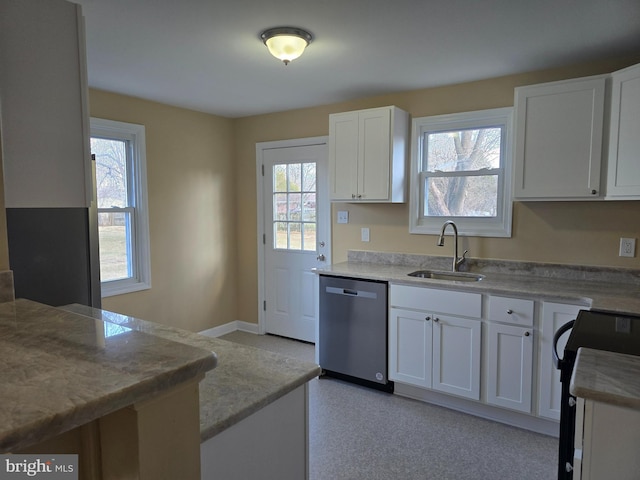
288;193;302;221
273;193;287;221
288;223;302;250
274;222;288;249
287;164;301;192
273;164;286;192
302;163;316;192
425;127;502;173
424;175;498;217
98;211;132;281
92;138;129;208
302;223;316;251
302;193;316;221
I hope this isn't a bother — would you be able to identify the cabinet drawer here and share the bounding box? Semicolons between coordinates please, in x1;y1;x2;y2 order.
390;285;481;318
488;296;534;326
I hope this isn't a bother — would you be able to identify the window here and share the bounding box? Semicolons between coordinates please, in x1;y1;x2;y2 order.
90;118;151;297
273;162;317;251
409;107;513;237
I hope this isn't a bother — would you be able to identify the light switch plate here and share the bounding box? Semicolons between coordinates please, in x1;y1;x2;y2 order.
337;211;349;224
361;227;370;242
619;238;636;257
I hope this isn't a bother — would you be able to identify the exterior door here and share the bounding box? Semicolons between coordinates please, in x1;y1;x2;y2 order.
261;141;329;342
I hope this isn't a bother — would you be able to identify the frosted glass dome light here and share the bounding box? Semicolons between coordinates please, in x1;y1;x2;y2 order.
260;27;313;65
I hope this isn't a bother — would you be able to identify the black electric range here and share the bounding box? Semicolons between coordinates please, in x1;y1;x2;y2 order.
554;309;640;479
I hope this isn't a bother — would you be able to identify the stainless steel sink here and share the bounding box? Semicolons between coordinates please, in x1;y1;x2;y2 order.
407;270;484;282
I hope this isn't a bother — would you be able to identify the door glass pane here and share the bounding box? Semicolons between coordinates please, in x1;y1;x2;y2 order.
274;193;287;221
274;222;288;249
273;164;286;192
98;211;132;281
287;164;301;191
302;163;316;191
302;193;316;221
92;138;129;208
288;193;302;221
288;223;302;250
302;223;316;251
272;162;317;251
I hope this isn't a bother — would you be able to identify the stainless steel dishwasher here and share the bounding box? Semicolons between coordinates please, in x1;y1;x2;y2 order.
319;275;392;392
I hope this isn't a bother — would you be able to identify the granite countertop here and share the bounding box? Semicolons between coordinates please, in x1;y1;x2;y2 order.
570;347;640;410
314;254;640;315
61;304;322;442
0;299;217;453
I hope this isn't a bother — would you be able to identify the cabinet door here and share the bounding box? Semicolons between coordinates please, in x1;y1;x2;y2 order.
0;0;91;208
388;308;432;388
514;76;606;200
432;314;481;400
358;107;391;200
486;323;533;413
606;63;640;199
329;111;359;200
538;302;582;420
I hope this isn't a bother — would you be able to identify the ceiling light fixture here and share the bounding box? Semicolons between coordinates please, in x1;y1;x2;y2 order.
260;27;313;65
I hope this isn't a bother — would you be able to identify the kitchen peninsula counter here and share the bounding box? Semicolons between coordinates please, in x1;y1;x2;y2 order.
61;304;322;442
0;298;217;479
314;252;640;315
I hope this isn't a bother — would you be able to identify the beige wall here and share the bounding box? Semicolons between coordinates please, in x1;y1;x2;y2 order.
89;90;236;332
234;56;640;325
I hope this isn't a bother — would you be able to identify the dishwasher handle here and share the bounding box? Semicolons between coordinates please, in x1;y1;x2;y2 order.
325;286;378;299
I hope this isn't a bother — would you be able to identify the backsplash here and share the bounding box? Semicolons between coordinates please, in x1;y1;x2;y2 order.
347;250;640;286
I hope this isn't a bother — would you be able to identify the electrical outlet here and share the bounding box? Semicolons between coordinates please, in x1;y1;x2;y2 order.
361;227;370;242
337;211;349;224
619;238;636;258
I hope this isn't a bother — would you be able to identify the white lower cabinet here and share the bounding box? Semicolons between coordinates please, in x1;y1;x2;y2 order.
389;307;481;400
389;285;482;401
486;322;533;413
538;302;583;420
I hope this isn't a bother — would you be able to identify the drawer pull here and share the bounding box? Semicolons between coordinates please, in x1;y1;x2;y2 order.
506;309;513;314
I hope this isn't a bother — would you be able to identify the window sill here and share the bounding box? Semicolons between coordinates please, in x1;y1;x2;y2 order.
101;280;151;298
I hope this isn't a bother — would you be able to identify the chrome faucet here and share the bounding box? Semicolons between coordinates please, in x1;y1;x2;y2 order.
437;220;467;272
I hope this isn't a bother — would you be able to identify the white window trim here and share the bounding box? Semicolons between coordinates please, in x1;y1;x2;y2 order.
409;107;514;238
91;117;151;297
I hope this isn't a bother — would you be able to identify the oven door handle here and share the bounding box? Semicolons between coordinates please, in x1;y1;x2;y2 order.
553;320;575;369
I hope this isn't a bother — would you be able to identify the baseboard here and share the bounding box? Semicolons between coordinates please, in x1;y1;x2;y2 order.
199;320;260;337
394;382;560;437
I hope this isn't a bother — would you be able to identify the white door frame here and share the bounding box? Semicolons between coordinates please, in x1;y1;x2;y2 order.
256;136;330;336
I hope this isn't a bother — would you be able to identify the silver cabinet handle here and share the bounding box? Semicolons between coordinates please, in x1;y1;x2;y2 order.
568;397;577;407
507;309;513;315
319;241;325;247
357;194;362;198
433;317;440;323
317;254;325;261
352;193;356;199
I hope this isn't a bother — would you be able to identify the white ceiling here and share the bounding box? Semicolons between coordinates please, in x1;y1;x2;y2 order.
74;0;640;118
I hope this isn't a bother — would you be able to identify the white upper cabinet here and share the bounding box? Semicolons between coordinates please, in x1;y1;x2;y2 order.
0;0;91;208
329;106;408;202
605;63;640;199
513;76;607;200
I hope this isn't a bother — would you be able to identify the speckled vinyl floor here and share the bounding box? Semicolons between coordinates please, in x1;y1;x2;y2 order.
219;331;558;480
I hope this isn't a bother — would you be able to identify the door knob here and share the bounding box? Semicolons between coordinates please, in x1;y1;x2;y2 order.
317;254;326;261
